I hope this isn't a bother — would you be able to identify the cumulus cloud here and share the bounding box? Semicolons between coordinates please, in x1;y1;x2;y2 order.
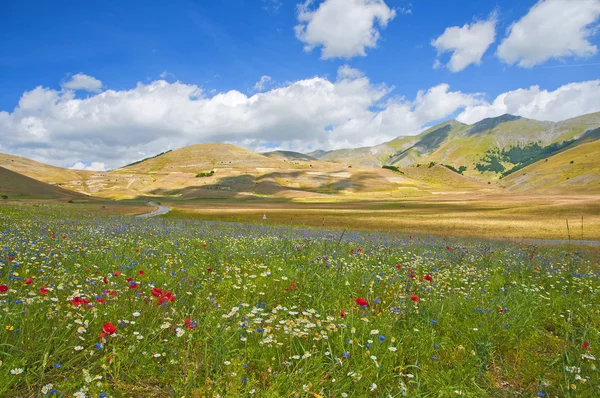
253;75;273;92
457;80;600;124
61;73;103;92
497;0;600;67
69;161;107;171
295;0;396;59
0;67;488;169
432;15;496;72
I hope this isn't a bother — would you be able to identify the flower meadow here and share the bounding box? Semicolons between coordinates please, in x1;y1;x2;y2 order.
0;204;599;397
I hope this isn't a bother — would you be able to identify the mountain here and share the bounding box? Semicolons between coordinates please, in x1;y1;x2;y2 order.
501;129;600;193
1;112;598;199
309;112;600;180
261;150;317;162
0;166;88;199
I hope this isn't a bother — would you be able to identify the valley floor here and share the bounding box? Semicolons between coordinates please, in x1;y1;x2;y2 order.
159;193;600;241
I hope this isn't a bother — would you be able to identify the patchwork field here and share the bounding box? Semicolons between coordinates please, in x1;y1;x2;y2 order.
0;203;599;397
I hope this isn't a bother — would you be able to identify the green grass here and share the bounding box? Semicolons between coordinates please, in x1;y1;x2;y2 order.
0;203;599;396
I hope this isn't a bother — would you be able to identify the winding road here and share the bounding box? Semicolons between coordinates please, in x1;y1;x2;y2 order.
137;201;171;218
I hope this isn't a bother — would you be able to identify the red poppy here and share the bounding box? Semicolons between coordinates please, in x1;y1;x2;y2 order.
356;298;368;307
138;270;144;275
102;322;117;335
409;236;413;240
446;246;451;251
135;248;140;253
129;282;138;289
24;278;33;285
203;243;207;247
103;277;108;284
126;277;133;282
340;309;345;318
395;264;402;270
96;298;106;305
424;274;433;282
39;286;49;295
7;255;15;262
290;283;296;291
70;297;86;306
62;235;66;239
497;307;504;313
0;285;9;293
410;295;419;303
153;288;176;305
113;270;121;277
582;341;591;350
207;267;213;272
530;253;535;260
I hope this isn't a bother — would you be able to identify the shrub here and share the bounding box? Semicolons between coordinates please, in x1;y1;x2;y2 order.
196;170;215;178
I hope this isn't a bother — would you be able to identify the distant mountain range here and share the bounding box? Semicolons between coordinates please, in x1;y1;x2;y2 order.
1;112;599;199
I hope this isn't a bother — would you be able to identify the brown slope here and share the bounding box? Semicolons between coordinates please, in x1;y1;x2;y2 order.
0;166;88;199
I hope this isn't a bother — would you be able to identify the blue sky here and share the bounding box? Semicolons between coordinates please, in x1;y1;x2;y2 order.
1;0;599;170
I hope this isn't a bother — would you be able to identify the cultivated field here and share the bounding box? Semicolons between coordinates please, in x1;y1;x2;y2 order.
1;203;599;396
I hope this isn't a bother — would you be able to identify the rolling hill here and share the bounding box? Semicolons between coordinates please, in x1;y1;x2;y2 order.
1;112;598;199
0;166;88;199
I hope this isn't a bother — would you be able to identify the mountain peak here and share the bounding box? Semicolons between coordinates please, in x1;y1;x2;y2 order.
468;114;522;135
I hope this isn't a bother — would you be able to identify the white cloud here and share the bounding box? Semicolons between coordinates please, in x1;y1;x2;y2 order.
69;161;107;171
0;68;486;169
457;80;600;124
432;15;496;72
61;73;103;92
497;0;600;67
253;75;273;92
295;0;396;59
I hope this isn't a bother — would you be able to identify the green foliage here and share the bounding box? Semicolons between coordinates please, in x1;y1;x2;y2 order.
382;165;403;174
476;149;505;174
500;140;575;177
442;164;467;175
195;170;215;178
428;162;437;168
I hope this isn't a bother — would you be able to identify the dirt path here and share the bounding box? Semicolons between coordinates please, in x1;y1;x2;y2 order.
137;201;171;218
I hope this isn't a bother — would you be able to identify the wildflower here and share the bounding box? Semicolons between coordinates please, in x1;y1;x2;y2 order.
356;297;368;307
138;270;144;275
340;309;345;318
389;347;397;352
41;384;54;394
24;278;33;285
582;341;590;350
184;318;197;330
10;368;23;375
101;322;117;336
424;274;433;282
370;383;377;391
160;322;171;329
0;285;8;293
74;346;84;351
176;328;185;337
410;295;419;303
133;311;140;317
370;329;379;335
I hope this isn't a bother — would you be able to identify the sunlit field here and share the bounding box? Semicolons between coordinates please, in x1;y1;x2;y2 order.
1;203;599;397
